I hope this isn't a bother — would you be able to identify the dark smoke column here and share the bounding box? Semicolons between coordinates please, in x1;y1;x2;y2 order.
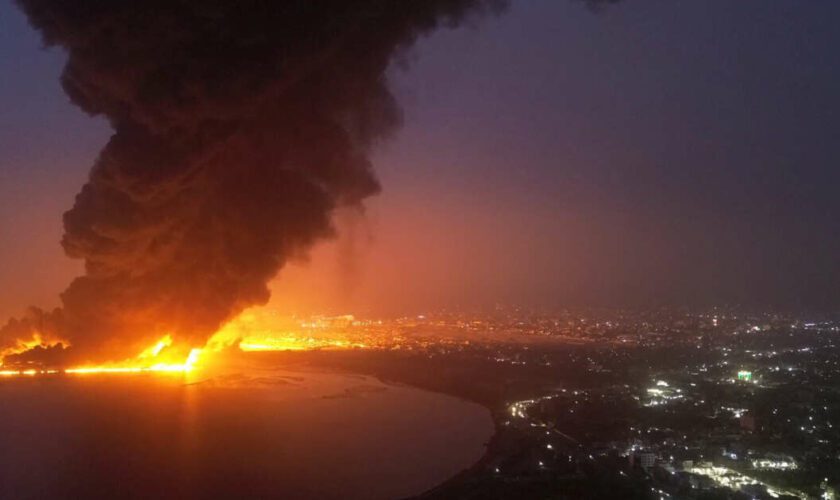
2;0;504;363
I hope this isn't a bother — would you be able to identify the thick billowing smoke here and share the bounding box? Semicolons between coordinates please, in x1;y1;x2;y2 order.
1;0;507;365
1;0;619;366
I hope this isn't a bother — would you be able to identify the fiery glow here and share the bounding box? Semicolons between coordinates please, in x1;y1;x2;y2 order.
239;337;364;351
0;335;203;376
0;310;365;377
0;368;56;376
0;332;67;366
138;335;173;359
65;338;204;375
205;310;365;353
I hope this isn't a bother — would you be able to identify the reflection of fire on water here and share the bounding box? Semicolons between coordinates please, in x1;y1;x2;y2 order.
0;311;364;377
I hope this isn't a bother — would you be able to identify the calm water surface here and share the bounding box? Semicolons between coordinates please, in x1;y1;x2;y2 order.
0;366;492;499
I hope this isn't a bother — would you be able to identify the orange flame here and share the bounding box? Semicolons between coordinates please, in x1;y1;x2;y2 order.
0;309;364;377
0;332;67;368
65;334;203;375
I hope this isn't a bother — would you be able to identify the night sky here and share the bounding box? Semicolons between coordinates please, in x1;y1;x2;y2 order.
1;0;839;319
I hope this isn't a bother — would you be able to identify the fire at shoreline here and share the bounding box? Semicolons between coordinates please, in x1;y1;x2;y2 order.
0;312;366;377
0;343;203;377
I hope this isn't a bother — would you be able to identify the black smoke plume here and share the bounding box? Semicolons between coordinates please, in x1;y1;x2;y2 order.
0;0;509;365
2;0;616;366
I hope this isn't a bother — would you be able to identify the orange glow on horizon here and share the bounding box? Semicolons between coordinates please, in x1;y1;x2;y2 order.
204;310;365;353
0;310;365;377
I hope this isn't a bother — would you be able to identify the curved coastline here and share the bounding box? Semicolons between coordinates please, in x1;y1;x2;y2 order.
363;374;501;500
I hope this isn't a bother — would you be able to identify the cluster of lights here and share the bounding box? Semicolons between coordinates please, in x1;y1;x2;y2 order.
687;464;804;499
720;406;749;419
752;458;797;470
644;380;684;407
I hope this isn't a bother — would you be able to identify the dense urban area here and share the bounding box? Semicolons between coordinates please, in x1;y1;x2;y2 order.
252;307;840;500
4;306;839;499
